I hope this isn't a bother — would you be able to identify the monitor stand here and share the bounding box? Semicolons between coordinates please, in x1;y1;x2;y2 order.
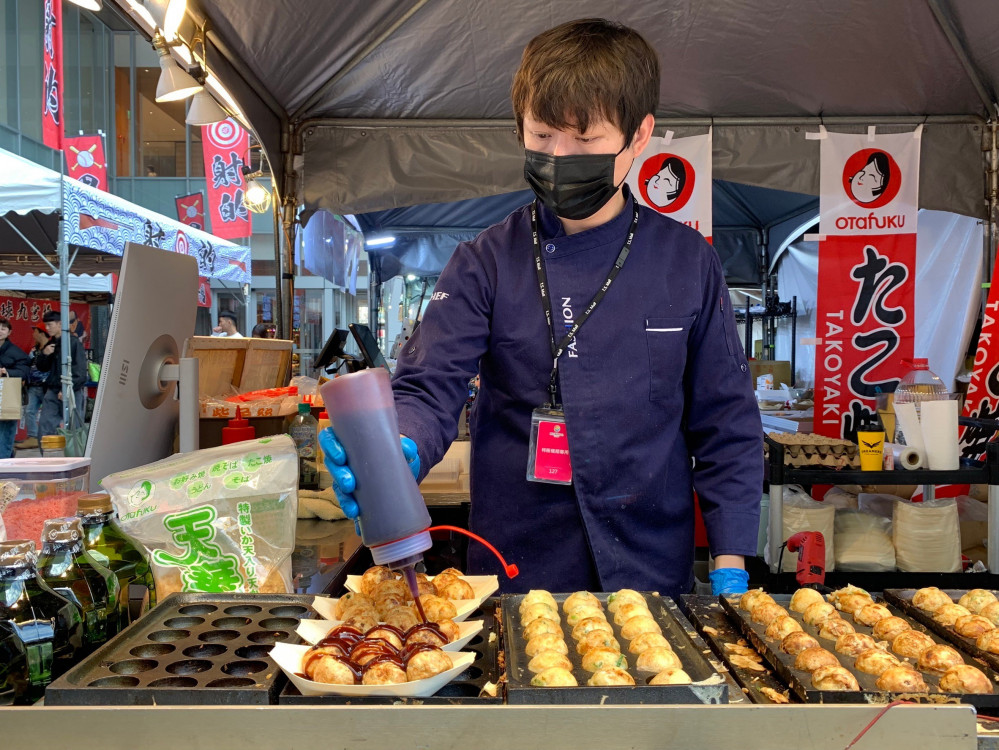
161;357;200;453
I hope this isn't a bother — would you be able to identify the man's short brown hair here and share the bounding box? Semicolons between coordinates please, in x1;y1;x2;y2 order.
512;18;660;145
0;317;10;332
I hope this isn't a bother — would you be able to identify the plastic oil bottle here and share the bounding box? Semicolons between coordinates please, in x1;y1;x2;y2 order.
37;518;121;654
77;493;156;630
289;402;319;490
894;358;948;444
0;540;83;704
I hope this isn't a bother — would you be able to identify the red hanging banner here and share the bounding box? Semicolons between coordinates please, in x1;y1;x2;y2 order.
197;277;213;308
960;251;999;459
42;0;63;151
175;191;206;230
64;134;107;190
201;119;250;240
0;297;89;353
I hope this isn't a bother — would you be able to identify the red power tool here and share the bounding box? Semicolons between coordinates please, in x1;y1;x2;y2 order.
785;531;826;586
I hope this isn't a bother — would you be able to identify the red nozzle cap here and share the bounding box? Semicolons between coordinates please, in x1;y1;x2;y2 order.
319;410;329;420
429;525;519;578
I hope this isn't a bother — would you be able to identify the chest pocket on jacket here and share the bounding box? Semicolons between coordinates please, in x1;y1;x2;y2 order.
646;316;695;402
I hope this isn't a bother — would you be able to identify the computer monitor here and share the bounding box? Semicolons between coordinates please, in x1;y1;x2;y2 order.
313;328;350;373
85;242;198;490
348;323;390;372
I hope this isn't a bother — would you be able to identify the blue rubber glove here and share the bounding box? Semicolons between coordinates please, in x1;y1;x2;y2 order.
318;427;420;523
709;567;750;596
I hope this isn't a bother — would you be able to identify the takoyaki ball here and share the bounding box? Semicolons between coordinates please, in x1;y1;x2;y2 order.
636;646;683;674
649;668;692;685
520;601;560;627
520;590;558;613
781;631;821;656
932;603;972;627
575;630;621;656
872;616;912;642
620;615;663;640
765;615;803;641
628;632;672;655
751;602;788;626
939;664;995;694
524;617;564;641
802;601;838;626
306;654;357;685
406;649;453;682
854;648;901;676
811;665;860;691
793;647;840;673
789;588;826;614
571;616;613;641
912;586;953;613
421;596;458;623
566;605;606;628
362;660;407;685
404;625;449;648
613;602;652;626
563;591;602;614
340;601;378;622
527;650;573;674
412;571;430;584
525;633;568;658
383;605;421;632
434;618;460;643
953;614;996;640
876;666;928;693
530;667;577;687
854;603;893;628
834;632;878;657
916;643;965;675
978;629;999;655
959;589;998;615
739;589;774;613
360;566;394;596
334;592;375;620
415;580;437;598
436;567;465;579
372;578;411;601
342;610;378;634
891;630;935;659
365;626;404;650
587;667;635;686
581;647;628;673
351;640;399;667
818;617;856;641
829;588;874;616
607;589;647;613
980;601;999;626
374;595;407;620
431;573;461;597
437;577;475;601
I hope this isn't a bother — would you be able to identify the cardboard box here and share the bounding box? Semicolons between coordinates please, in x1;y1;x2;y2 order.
749;360;792;389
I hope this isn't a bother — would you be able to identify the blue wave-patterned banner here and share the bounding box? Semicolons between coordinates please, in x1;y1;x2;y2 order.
64;179;251;284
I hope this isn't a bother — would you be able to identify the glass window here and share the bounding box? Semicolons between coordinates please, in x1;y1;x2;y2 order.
294;289;324;374
1;0;17;130
77;13;104;134
17;0;42;143
113;33;131;176
189;118;204;177
63;4;79;135
135;39;186;177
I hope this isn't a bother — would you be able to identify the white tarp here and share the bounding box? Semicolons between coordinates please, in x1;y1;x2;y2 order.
0;273;112;293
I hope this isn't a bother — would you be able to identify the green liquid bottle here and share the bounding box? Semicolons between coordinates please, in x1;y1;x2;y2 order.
37;518;121;654
77;493;156;630
0;540;84;705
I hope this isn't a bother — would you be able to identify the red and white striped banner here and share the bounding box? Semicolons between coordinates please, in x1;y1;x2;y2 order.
201;119;250;240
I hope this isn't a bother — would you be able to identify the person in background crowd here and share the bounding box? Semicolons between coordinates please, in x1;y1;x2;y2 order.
36;310;88;439
146;165;158;177
14;325;48;450
69;309;87;346
212;310;243;338
251;323;275;338
0;317;30;457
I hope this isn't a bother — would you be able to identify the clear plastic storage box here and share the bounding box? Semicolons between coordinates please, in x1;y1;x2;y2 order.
0;458;92;543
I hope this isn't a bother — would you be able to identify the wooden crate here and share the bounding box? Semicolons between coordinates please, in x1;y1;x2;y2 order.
183;336;293;397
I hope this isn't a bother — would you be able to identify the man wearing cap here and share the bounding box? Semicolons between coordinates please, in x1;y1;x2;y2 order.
36;310;88;440
212;310;243;338
14;325;49;450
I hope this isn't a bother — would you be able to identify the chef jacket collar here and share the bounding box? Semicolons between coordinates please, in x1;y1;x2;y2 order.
536;185;639;257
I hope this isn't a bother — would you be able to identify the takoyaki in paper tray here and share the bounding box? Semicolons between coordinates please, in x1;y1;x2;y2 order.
270;642;476;698
342;575;499;622
300;605;484;652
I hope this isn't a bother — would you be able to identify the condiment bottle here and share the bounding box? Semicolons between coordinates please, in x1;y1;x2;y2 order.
288;402;319;490
36;518;120;654
221;407;256;445
77;493;156;629
40;435;66;458
0;540;83;704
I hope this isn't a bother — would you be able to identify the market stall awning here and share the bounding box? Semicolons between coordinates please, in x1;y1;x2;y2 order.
0;148;251;284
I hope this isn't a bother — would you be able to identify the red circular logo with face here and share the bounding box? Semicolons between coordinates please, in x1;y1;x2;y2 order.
842;149;901;209
638;153;695;213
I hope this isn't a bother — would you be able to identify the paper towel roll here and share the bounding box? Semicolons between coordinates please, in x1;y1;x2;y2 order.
887;442;923;470
894;402;926;456
920;399;959;471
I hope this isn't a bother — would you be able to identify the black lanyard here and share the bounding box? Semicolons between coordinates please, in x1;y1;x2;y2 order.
531;201;640;407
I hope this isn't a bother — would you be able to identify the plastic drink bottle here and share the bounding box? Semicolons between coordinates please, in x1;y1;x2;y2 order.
319;368;432;570
0;540;83;704
37;518;120;654
289;403;319;490
77;492;156;629
894;358;948;444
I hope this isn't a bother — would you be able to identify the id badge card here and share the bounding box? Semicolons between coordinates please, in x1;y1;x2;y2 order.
527;407;573;485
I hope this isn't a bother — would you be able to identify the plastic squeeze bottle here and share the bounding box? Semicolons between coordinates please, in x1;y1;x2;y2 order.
288;402;319;490
319;368;432;575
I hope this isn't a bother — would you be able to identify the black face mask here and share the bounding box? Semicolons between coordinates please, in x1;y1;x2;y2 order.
523;146;626;221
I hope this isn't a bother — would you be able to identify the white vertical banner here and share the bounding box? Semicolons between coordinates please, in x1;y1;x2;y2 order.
818;128;922;236
626;131;712;241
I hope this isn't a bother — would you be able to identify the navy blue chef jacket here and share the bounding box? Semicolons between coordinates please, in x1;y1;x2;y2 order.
392;188;763;596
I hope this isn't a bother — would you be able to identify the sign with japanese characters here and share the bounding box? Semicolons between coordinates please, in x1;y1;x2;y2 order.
960;256;999;460
0;296;90;354
625;131;712;241
175;191;206;230
814;128;921;439
42;0;63;151
201;119;250;240
64;134;107;190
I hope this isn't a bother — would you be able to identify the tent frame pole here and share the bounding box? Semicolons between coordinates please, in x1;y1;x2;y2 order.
58;150;73;433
